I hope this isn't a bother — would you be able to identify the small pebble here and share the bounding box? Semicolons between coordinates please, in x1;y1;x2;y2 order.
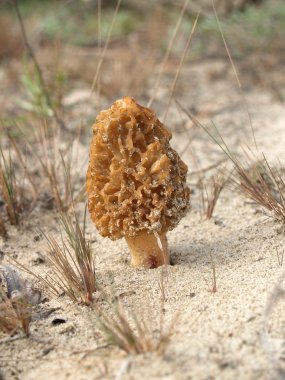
51;316;67;325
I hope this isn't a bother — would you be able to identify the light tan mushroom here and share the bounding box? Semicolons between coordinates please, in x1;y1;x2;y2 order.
86;97;190;268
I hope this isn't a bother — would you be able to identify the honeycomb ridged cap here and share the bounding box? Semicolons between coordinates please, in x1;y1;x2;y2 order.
86;96;190;240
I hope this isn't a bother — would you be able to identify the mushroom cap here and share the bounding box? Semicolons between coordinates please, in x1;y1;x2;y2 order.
86;96;190;240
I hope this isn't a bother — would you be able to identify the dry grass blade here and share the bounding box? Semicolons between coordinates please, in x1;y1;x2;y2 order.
163;12;200;122
0;146;22;225
42;208;96;305
0;291;31;337
89;0;122;102
94;292;173;355
209;252;217;293
147;0;190;108
8;134;38;201
211;0;257;150
34;125;66;211
276;247;284;267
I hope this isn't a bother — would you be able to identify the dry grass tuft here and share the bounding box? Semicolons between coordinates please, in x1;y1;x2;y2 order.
235;157;285;224
33;126;71;212
177;99;285;225
46;210;96;304
19;208;96;305
198;170;228;219
94;296;172;355
0;146;25;225
15;123;86;212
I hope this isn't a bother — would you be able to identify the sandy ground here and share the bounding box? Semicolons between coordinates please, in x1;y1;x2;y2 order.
1;60;285;380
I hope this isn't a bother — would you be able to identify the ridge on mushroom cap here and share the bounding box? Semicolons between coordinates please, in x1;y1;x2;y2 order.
86;97;190;240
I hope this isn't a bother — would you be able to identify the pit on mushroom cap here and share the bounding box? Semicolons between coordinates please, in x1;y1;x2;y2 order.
86;96;190;268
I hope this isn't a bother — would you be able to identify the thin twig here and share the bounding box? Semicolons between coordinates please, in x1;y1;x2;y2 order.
211;0;257;151
147;0;190;108
163;13;200;122
190;159;227;176
89;0;122;101
209;251;217;292
0;334;26;345
115;358;130;380
7;135;38;200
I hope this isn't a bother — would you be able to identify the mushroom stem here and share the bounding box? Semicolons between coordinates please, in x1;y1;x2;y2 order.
125;232;169;268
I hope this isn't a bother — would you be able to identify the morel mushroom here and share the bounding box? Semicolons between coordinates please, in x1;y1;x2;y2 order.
86;97;190;268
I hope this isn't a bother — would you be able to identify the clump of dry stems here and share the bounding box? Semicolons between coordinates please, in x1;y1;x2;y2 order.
20;208;96;305
0;291;31;337
234;157;285;223
16;123;86;212
94;295;172;355
32;125;81;211
178;100;285;225
198;170;228;219
0;145;25;226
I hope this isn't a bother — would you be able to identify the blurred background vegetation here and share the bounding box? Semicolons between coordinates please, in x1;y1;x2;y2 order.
0;0;284;129
2;0;285;57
